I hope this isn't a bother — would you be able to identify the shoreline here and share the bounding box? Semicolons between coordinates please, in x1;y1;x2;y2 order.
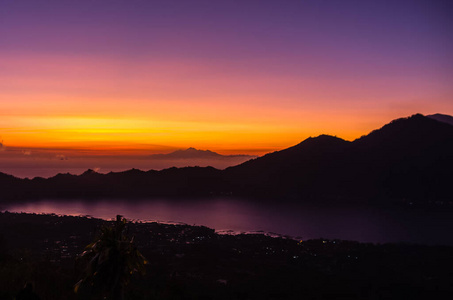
1;211;452;299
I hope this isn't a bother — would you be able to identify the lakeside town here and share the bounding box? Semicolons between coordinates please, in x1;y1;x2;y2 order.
1;212;452;299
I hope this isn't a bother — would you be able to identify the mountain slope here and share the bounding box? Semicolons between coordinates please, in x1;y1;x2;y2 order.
346;114;453;201
224;135;351;198
427;113;453;126
225;114;453;202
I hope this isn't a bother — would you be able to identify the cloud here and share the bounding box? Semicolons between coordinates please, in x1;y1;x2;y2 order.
22;150;32;156
0;140;4;151
56;154;68;160
93;167;101;173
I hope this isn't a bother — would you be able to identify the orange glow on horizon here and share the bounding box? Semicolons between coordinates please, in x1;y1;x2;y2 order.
1;53;452;157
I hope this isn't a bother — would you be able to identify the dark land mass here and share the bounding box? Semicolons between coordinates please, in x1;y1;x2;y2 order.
225;113;453;204
1;212;452;300
1;114;452;205
149;147;257;160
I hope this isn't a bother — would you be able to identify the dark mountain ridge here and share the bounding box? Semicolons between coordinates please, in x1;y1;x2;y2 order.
1;114;452;204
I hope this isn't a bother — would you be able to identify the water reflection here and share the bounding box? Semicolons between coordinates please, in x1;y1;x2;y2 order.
2;198;453;245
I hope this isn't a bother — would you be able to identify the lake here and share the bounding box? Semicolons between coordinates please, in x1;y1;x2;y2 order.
2;198;453;245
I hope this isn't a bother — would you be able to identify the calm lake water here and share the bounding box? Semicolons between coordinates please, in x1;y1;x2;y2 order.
2;198;453;245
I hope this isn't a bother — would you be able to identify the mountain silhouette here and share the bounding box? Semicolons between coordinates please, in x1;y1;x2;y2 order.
427;113;453;126
224;114;453;202
223;135;351;198
149;147;256;160
1;114;452;204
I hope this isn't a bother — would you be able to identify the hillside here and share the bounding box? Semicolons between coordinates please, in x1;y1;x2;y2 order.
225;114;453;202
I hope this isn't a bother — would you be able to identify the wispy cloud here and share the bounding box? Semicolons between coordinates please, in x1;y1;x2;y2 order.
22;150;32;155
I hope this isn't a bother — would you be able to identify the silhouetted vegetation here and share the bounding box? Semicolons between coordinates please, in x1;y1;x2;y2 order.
75;215;147;300
0;212;452;299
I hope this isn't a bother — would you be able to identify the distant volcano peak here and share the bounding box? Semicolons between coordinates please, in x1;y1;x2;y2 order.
149;148;257;160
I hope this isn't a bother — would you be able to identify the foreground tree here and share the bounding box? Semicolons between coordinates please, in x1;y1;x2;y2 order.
75;215;147;300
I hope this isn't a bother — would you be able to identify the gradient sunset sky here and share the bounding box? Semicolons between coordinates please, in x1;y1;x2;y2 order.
1;0;452;176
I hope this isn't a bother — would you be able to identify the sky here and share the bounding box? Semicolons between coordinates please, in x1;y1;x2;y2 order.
1;0;452;177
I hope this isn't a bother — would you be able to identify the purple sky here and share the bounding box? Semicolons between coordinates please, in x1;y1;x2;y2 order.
1;0;452;178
